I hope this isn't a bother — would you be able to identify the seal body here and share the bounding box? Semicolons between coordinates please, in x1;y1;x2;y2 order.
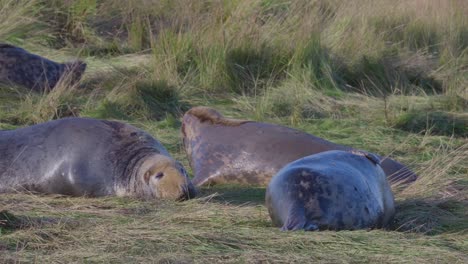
265;150;395;231
0;43;86;91
0;118;196;200
182;106;417;186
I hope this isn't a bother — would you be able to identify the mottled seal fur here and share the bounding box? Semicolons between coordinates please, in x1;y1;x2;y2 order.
266;150;395;231
182;106;418;186
0;43;86;91
0;118;196;200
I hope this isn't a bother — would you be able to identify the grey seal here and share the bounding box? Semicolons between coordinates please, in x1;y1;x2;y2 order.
0;117;196;200
181;106;418;186
266;150;395;231
0;43;86;91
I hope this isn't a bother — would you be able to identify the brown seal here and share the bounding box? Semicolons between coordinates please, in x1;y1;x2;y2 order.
182;106;417;186
265;150;395;231
0;43;86;91
0;117;196;200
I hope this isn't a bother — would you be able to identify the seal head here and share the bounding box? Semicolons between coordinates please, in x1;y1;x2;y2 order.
62;60;87;87
136;155;197;200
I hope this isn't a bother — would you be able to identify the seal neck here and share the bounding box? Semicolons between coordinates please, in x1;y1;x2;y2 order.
114;148;159;198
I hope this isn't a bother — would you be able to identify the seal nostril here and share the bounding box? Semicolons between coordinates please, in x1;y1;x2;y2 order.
155;172;164;179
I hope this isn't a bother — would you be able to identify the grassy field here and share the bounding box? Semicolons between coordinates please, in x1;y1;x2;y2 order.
0;0;467;263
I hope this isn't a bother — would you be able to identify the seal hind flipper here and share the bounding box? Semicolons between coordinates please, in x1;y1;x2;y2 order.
281;204;318;231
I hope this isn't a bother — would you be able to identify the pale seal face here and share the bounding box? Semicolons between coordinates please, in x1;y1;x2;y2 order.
139;155;197;201
265;150;395;231
0;43;86;91
182;106;418;187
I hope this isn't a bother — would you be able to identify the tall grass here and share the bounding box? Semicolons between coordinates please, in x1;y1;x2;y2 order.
1;0;466;128
114;0;466;96
0;0;42;42
15;0;464;101
0;72;84;125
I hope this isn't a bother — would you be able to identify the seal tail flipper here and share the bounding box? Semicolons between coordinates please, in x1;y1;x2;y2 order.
281;205;319;231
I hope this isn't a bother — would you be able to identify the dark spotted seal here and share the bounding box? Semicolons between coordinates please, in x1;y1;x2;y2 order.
182;106;417;186
0;43;86;91
0;117;196;200
266;150;395;231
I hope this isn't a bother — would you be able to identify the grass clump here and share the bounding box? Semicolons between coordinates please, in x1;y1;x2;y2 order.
85;79;189;121
225;44;289;95
292;34;343;94
395;111;468;137
0;211;21;234
0;81;82;126
36;0;98;48
0;0;43;42
136;79;190;120
86;100;131;120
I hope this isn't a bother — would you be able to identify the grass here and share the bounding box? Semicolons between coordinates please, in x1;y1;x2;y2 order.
1;0;467;263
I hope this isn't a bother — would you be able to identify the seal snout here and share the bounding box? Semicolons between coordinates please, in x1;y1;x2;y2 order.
177;181;197;201
64;60;87;84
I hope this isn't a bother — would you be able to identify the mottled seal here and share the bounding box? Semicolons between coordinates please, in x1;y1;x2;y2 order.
0;43;86;91
182;106;417;186
0;117;196;200
265;150;395;231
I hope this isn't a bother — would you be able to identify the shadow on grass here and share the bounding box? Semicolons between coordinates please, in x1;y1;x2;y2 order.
395;111;468;137
198;185;266;206
391;198;467;235
0;210;79;237
196;185;467;235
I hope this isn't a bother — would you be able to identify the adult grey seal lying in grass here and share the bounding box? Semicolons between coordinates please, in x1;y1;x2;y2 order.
0;117;196;200
0;43;86;91
181;106;417;187
266;150;395;231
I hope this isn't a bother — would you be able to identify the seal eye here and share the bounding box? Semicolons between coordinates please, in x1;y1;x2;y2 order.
155;172;164;179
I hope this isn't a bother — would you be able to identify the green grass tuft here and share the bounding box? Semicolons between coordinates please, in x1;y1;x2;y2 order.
225;44;289;95
136;79;190;120
395;111;468;137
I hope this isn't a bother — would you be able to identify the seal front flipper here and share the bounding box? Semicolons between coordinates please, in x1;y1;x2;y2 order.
281;204;318;231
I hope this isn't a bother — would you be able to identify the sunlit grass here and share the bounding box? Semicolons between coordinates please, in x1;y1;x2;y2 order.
0;0;467;262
